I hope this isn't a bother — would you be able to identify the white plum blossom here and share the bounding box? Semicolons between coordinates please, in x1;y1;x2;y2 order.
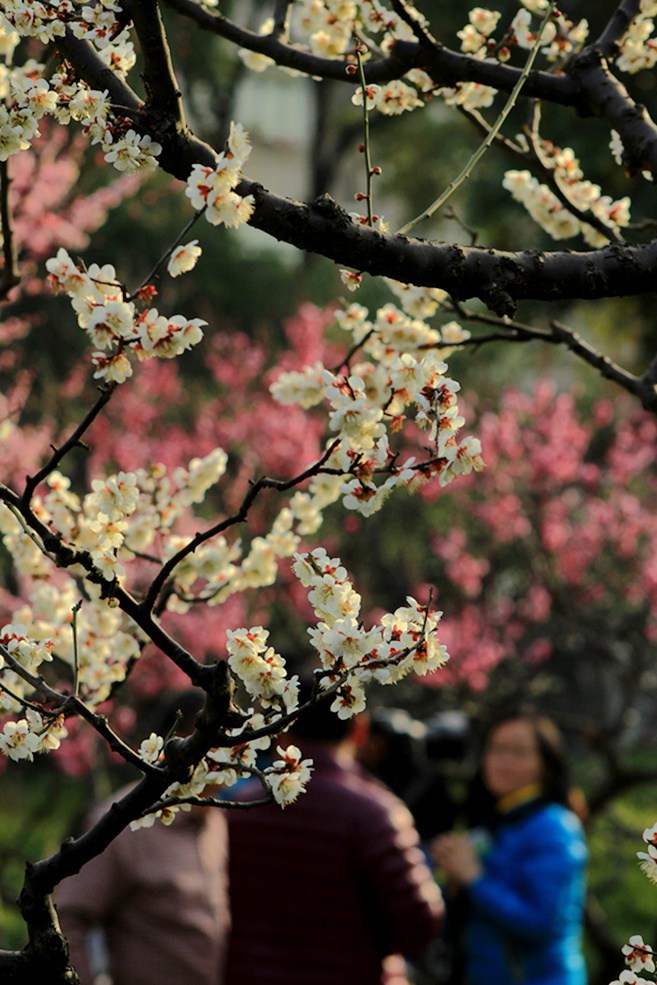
623;937;655;974
226;627;290;703
102;129;162;173
270;362;328;409
352;84;381;111
185;126;254;228
139;733;165;764
86;300;136;348
610;972;654;985
167;240;202;277
375;80;423;115
265;745;314;807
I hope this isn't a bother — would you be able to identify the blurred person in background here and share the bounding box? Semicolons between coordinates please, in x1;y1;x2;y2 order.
358;708;468;844
431;712;588;985
225;681;445;985
56;690;230;985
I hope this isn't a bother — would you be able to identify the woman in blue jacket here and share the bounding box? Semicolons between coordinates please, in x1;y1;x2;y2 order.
431;714;588;985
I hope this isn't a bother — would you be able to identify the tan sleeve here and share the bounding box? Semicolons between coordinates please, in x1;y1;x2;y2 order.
55;834;126;985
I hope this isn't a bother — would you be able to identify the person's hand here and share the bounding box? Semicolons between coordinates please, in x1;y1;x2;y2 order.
430;833;482;886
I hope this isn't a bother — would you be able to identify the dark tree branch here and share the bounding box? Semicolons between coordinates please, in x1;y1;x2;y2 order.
1;663;241;981
49;32;657;313
57;28;142;113
389;0;437;47
1;482;206;682
595;0;641;58
271;0;292;40
52;21;657;314
161;0;579;101
122;0;186;128
570;46;657;175
453;305;656;411
548;321;657;409
22;384;117;507
0;160;20;300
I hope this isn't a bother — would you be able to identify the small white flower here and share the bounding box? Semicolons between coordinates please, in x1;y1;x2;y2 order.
167;240;202;277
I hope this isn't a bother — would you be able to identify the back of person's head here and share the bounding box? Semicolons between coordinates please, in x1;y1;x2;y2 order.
359;707;426;793
289;677;353;744
154;688;206;738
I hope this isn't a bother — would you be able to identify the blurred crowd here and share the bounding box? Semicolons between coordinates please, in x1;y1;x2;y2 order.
56;691;588;985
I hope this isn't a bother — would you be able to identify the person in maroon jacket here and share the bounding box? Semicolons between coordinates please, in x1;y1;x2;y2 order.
225;689;444;985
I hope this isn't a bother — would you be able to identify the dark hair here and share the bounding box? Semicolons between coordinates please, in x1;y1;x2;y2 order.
154;689;206;738
289;676;353;743
485;713;571;807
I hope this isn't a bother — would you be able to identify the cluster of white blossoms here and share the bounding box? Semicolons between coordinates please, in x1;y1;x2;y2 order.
616;1;657;74
0;624;69;760
0;290;471;758
503;147;631;247
271;286;482;518
638;822;657;883
238;1;431;115
454;3;589;71
264;745;314;808
45;248;206;384
351;81;424;116
0;495;144;707
0;2;158;172
185;122;254;228
0;1;249;201
126;544;447;816
4;0;649;829
0;707;67;762
295;547;448;715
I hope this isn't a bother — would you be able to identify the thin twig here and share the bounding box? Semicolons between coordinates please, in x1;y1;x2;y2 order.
355;45;374;227
128;209;203;300
22;383;117;506
71;600;83;699
142;439;341;611
397;1;558;235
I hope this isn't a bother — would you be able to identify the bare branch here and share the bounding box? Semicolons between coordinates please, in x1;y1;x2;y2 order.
549;320;657;412
22;384;117;507
0;160;20;300
123;0;186;128
271;0;292;40
160;0;578;102
595;0;641;58
53;32;657;312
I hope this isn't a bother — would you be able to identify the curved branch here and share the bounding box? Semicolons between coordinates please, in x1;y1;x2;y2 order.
161;0;579;102
123;0;186;127
54;33;657;311
595;0;641;58
22;383;117;506
570;45;657;174
453;307;655;411
142;440;341;611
